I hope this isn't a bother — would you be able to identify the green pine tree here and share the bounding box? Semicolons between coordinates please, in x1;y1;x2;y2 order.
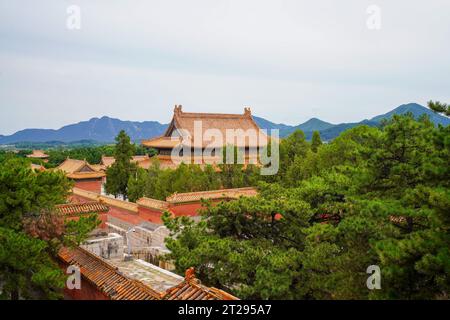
0;158;100;299
428;100;450;116
105;130;137;200
311;131;323;153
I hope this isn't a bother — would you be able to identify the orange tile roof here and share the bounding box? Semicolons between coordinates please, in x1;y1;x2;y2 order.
101;155;151;169
143;105;268;149
101;156;115;167
67;172;106;179
153;155;184;170
136;197;170;211
90;164;106;172
142;136;181;149
135;158;152;170
99;197;138;213
27;150;49;159
58;247;161;300
30;163;46;171
163;268;238;300
56;202;109;215
166;187;258;204
56;158;105;180
133;155;151;162
59;248;238;300
155;155;258;171
57;158;91;173
72;187;139;213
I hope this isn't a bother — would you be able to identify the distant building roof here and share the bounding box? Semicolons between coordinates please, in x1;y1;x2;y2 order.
142;137;181;149
66;172;106;179
100;156;115;167
58;247;161;300
166;187;258;204
30;163;46;171
56;202;109;216
152;155;182;170
56;158;105;180
57;158;95;173
90;164;106;172
101;155;151;169
142;105;268;149
27;150;49;159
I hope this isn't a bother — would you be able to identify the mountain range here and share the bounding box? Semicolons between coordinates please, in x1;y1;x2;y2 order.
0;103;448;145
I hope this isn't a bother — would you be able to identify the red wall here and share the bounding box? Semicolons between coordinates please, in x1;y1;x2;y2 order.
169;200;222;217
138;207;165;223
69;194;229;229
59;261;109;300
169;203;203;216
63;278;109;300
74;179;103;194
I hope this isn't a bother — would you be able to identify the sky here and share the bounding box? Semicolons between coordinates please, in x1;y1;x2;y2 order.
1;0;450;135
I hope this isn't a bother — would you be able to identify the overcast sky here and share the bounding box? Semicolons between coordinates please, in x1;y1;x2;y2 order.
1;0;449;135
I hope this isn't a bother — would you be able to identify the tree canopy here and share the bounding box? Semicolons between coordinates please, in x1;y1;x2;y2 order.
105;130;137;200
163;112;450;300
0;158;100;299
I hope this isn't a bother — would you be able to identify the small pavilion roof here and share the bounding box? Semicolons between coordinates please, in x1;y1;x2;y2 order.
30;163;46;171
101;155;151;169
56;158;105;180
27;150;49;159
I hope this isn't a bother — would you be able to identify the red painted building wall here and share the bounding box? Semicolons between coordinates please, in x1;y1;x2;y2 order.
69;193;233;229
63;278;109;300
58;261;109;300
169;203;204;217
168;199;223;217
137;206;165;223
74;178;103;194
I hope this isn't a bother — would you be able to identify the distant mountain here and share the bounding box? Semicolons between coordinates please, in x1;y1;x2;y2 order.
370;103;450;126
312;119;379;141
0;116;167;144
253;117;335;137
296;118;335;132
255;103;449;140
1;103;448;145
252;116;294;137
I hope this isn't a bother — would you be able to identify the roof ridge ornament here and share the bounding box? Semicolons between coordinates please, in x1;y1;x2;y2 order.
185;267;197;282
244;106;251;117
174;104;183;115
